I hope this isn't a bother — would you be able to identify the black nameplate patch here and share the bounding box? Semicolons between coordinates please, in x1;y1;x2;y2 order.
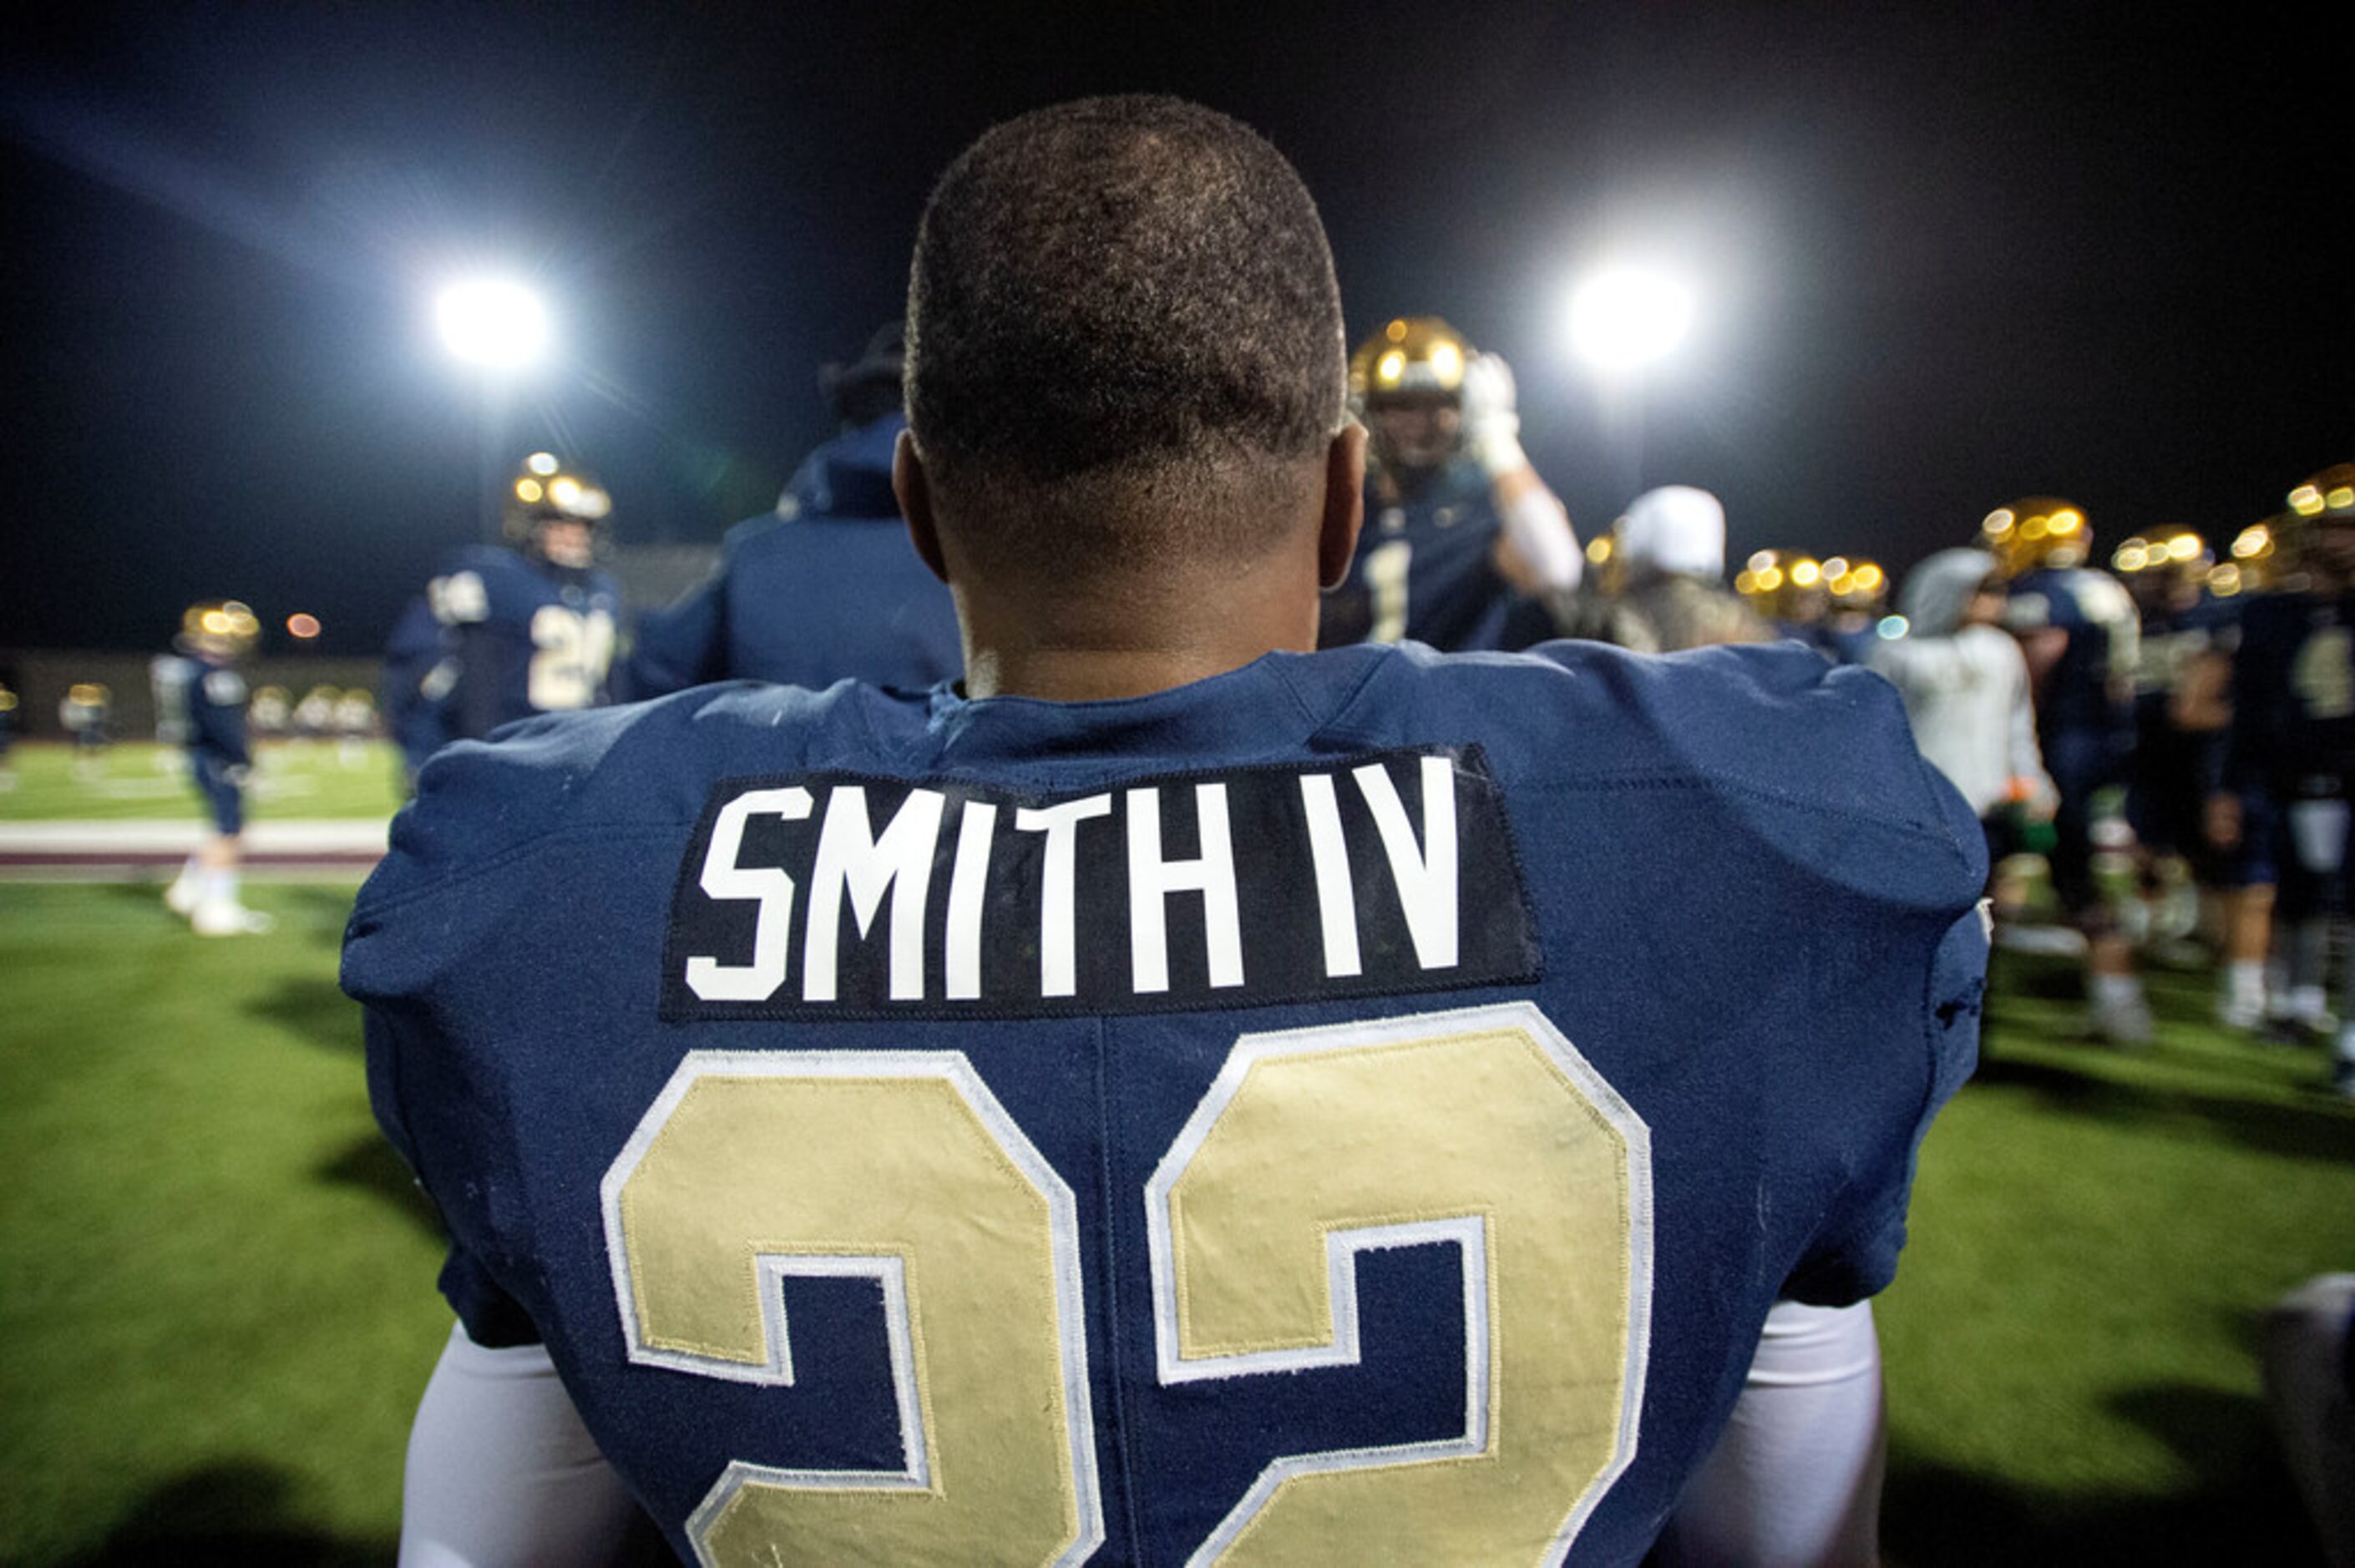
659;746;1538;1020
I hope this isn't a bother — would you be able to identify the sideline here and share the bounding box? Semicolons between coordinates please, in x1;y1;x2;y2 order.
0;819;387;878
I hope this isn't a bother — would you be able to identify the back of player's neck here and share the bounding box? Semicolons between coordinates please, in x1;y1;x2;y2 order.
961;574;1316;701
964;641;1284;702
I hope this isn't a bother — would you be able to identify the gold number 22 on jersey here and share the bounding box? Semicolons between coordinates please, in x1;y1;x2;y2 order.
604;1001;1654;1566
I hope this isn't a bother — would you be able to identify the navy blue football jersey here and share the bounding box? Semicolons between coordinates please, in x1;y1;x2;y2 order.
623;416;961;698
347;640;1984;1566
2133;592;2240;711
382;595;455;783
1322;458;1539;652
2229;589;2355;796
164;652;251;770
428;545;622;741
2003;565;2140;747
163;651;252;835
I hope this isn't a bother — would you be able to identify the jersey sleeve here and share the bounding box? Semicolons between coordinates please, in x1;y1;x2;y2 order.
1727;655;1988;1303
345;726;615;1348
1780;892;1987;1305
620;573;727;700
428;563;494;626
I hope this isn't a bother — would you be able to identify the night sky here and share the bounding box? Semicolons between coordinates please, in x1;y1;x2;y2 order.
3;3;2347;656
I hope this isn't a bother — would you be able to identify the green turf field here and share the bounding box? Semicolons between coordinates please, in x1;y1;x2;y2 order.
0;741;404;822
2;871;2351;1563
1879;948;2355;1565
0;880;440;1564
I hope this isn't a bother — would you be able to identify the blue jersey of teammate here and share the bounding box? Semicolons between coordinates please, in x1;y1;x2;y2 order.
347;639;1984;1566
623;414;961;698
428;545;621;742
161;651;252;834
1321;457;1546;652
2003;564;2140;771
2228;589;2355;797
1780;619;1880;667
382;595;455;786
2130;589;2241;808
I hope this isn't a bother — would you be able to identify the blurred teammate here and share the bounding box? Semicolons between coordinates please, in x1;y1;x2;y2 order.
58;682;110;778
291;685;337;743
1818;559;1891;665
159;602;271;936
247;684;291;739
1988;498;2153;1044
380;594;453;795
1569;485;1773;652
149;651;194;774
348;96;1984;1565
2219;466;2355;1095
1736;549;1832;648
332;688;378;769
2114;529;2236;962
1319;316;1580;650
427;453;622;742
0;680;17;790
622;326;960;697
2201;520;2287;1029
1870;549;2056;870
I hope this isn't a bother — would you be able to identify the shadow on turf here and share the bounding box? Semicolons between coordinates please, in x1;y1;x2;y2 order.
1968;1052;2355;1166
249;974;366;1056
1885;1382;2326;1565
62;1459;676;1566
317;1131;445;1242
62;1462;392;1566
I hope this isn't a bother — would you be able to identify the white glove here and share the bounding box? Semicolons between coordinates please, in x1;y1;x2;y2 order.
1459;352;1528;478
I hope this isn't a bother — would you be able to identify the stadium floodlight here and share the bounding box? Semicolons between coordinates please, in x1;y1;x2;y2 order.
1567;264;1695;374
434;278;549;369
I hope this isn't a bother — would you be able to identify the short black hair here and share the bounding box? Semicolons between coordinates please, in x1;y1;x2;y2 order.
906;96;1346;575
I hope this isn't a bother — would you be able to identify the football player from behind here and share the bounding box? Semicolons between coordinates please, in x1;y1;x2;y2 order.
351;98;1985;1567
58;681;111;779
1743;549;1893;665
2201;518;2287;1030
160;601;271;936
380;594;455;796
1568;485;1774;652
621;324;960;697
428;453;622;743
2217;466;2355;1096
2114;529;2235;964
1319;316;1581;650
1869;549;2057;880
1988;498;2154;1044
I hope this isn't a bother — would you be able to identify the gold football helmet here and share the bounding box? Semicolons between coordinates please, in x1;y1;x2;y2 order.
1734;550;1829;622
2286;463;2355;526
2110;528;2209;578
1822;557;1887;613
504;451;612;559
2209;517;2281;597
1979;498;2091;577
1349;317;1472;407
180;600;261;659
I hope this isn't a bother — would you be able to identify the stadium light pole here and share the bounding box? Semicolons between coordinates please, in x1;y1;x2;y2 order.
1567;263;1695;500
435;278;550;543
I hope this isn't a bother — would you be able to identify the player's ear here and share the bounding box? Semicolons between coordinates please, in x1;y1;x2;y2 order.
895;428;951;585
1318;422;1368;591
